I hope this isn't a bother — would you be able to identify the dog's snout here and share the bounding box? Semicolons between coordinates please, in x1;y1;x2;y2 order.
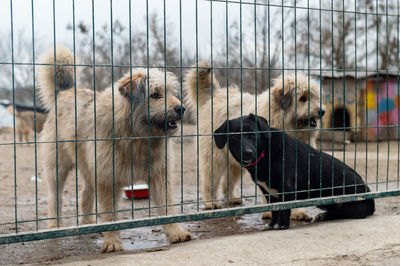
318;109;325;118
243;148;254;158
174;105;186;115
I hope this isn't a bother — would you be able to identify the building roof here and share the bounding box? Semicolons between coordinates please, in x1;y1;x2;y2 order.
311;70;400;80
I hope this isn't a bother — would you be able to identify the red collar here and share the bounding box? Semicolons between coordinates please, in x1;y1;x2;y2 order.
247;149;265;168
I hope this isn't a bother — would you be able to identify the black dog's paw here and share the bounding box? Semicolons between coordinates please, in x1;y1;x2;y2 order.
264;223;289;231
264;223;275;231
277;224;289;230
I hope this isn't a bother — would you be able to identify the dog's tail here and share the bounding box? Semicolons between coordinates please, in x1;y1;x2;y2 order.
38;46;77;109
183;62;219;111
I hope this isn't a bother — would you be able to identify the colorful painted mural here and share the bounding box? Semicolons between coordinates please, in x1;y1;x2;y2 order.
319;74;400;141
363;79;400;138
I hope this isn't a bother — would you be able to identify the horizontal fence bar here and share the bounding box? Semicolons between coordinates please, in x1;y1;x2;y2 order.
2;61;400;75
1;190;399;245
205;0;400;18
0;124;399;146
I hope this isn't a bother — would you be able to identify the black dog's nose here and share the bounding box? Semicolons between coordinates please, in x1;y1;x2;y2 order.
318;109;325;118
243;148;254;158
174;105;186;115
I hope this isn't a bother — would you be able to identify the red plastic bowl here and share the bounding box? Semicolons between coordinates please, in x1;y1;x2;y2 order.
123;184;149;199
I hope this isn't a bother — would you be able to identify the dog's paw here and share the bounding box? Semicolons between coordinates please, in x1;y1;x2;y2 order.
81;215;96;225
264;223;275;231
313;212;328;222
48;220;63;229
262;212;272;220
277;224;290;230
101;239;124;253
228;198;242;206
264;223;289;231
290;208;312;221
204;201;222;210
167;229;192;244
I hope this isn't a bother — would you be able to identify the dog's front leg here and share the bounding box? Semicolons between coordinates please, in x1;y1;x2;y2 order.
150;169;192;244
97;183;124;253
265;210;291;230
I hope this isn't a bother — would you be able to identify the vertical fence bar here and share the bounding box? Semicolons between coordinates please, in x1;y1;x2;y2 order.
91;0;98;224
210;0;215;210
163;0;168;215
253;0;258;204
354;0;358;187
294;0;299;200
281;0;286;200
179;0;183;213
341;0;346;195
146;0;151;217
9;0;17;234
267;0;271;205
72;0;79;226
365;3;369;186
128;0;135;219
239;0;243;208
306;0;311;199
318;0;323;198
330;0;335;196
252;0;258;205
397;0;400;189
51;0;60;228
376;0;379;191
195;0;200;212
385;0;390;191
225;0;230;207
109;0;116;221
30;0;39;231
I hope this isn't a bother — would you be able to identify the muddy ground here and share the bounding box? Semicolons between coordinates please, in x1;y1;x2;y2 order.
0;125;399;265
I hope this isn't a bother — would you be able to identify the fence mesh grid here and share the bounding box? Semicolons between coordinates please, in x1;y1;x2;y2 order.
0;0;400;246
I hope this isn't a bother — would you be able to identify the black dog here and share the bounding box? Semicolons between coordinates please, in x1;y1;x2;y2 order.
214;114;375;230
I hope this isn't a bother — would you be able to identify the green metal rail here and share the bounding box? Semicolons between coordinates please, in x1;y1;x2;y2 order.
1;0;400;246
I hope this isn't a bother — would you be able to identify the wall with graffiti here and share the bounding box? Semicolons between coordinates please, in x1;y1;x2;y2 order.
319;75;400;141
363;78;400;140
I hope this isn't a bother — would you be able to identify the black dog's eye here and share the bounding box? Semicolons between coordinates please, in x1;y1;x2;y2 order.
150;93;160;99
299;96;307;102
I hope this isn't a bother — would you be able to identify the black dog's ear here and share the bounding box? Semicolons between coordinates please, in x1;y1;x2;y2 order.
255;115;270;139
214;120;228;149
118;73;146;106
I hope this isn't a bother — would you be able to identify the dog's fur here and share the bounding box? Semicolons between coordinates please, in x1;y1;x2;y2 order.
184;63;325;220
38;46;191;252
215;114;375;229
8;106;46;143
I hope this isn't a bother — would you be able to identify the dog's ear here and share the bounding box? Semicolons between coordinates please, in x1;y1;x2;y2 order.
271;83;293;110
255;115;270;138
118;73;146;106
214;120;228;149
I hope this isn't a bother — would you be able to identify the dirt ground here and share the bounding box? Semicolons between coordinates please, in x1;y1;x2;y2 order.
0;125;400;264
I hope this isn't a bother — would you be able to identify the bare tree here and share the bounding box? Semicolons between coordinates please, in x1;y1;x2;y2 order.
69;12;192;91
285;0;399;71
215;3;281;93
0;29;44;105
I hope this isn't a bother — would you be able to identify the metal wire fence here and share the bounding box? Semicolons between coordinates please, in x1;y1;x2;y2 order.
0;0;400;248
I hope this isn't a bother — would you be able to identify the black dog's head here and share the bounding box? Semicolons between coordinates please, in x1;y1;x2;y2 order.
214;114;270;168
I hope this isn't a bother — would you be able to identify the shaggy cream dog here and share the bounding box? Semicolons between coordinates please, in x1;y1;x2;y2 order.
8;106;46;143
184;63;325;219
39;46;191;252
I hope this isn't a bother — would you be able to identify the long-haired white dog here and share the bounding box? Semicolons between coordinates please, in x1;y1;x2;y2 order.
39;46;191;252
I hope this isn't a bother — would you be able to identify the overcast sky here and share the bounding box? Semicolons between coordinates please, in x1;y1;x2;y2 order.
0;0;252;62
